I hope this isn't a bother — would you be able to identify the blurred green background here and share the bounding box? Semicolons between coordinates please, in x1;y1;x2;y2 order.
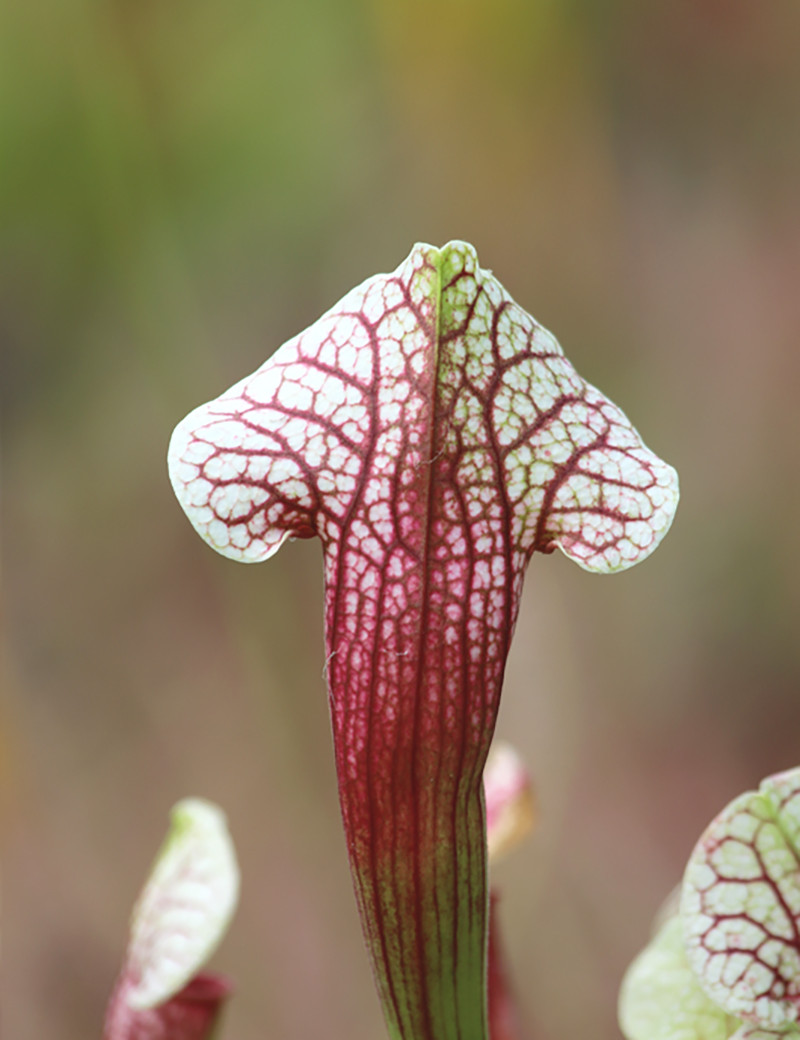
4;0;800;1037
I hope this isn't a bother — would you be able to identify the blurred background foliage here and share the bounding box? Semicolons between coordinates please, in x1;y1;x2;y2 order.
4;0;800;1037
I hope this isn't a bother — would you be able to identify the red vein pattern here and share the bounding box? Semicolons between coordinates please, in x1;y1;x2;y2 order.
682;768;800;1032
169;241;679;1040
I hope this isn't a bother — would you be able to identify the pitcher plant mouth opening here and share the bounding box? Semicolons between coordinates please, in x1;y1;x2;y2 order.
169;240;679;1040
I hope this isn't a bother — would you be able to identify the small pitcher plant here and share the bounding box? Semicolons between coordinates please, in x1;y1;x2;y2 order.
620;766;800;1040
168;240;679;1038
103;799;239;1040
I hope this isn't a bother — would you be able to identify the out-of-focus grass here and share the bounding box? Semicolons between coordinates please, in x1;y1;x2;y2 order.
4;1;800;1038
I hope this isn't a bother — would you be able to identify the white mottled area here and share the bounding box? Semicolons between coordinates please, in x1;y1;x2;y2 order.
430;248;680;575
681;778;800;1031
711;840;763;880
169;237;680;615
126;799;239;1011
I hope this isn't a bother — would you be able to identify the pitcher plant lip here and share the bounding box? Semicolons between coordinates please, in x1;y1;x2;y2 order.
168;240;679;1040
